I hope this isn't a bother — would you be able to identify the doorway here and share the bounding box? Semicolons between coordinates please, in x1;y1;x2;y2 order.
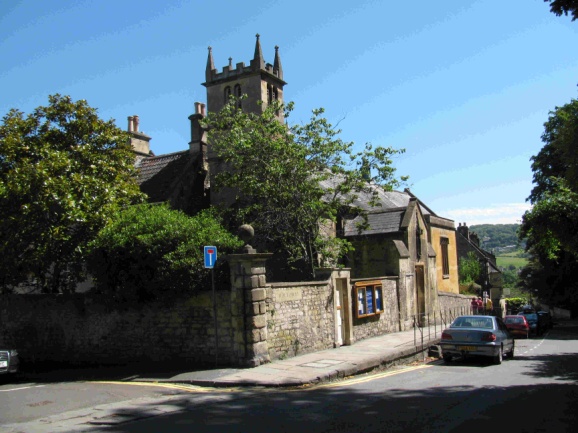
335;278;351;346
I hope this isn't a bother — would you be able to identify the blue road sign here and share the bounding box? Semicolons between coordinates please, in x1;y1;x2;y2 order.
204;246;217;268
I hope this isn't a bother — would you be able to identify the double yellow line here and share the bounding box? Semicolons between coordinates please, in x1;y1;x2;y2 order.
91;364;432;393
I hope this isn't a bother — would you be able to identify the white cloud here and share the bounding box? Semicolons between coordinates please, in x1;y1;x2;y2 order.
442;202;532;226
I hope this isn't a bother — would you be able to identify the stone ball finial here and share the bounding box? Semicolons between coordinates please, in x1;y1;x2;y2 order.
238;224;254;243
238;224;256;254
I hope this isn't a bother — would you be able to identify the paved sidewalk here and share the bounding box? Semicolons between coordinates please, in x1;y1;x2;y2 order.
136;324;443;387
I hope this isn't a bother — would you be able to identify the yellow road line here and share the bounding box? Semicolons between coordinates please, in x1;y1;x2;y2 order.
316;364;432;389
90;364;433;393
88;381;217;393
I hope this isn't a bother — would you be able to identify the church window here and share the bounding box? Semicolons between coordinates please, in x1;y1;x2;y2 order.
441;237;450;277
224;86;231;103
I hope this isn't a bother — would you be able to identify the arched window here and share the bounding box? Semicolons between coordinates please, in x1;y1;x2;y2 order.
224;86;231;103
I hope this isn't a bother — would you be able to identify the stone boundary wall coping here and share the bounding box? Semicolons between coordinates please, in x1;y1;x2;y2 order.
268;280;330;289
438;291;470;299
351;276;398;283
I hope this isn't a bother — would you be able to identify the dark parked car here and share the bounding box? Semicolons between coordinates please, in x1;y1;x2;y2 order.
518;312;542;335
0;349;19;376
504;315;530;339
440;315;515;365
537;311;553;330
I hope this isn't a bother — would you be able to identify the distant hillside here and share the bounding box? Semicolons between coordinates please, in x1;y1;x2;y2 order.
469;224;523;252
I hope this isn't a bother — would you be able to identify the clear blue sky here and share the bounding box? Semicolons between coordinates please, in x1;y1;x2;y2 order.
2;0;577;225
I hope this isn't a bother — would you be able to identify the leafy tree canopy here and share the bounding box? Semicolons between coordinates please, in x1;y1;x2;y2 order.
544;0;578;21
519;97;578;311
469;224;522;250
459;251;482;286
202;98;407;279
0;94;145;292
87;204;243;301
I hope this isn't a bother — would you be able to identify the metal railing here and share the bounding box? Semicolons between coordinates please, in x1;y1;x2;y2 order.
412;306;470;352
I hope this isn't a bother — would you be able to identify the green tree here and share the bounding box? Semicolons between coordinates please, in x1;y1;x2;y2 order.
87;204;243;301
0;94;145;293
469;224;522;250
501;268;519;288
544;0;578;21
459;251;482;285
519;98;578;311
202;98;407;279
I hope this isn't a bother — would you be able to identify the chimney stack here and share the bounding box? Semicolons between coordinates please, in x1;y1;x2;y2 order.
127;114;151;157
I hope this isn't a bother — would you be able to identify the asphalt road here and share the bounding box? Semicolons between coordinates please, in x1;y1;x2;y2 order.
2;322;577;432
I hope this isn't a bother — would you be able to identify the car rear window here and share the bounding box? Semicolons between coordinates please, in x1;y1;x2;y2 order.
505;317;523;324
451;317;494;329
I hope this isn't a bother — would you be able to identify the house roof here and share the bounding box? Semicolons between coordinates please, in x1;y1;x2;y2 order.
456;229;501;274
320;176;441;237
344;209;405;236
135;150;196;203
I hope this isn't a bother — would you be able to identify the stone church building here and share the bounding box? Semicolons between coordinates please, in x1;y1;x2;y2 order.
0;36;470;369
58;35;465;367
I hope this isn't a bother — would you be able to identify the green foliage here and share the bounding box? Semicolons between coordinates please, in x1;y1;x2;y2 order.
500;268;520;288
544;0;578;21
0;94;145;292
519;97;578;311
504;297;529;313
459;252;482;285
202;98;407;279
87;203;243;301
469;224;522;251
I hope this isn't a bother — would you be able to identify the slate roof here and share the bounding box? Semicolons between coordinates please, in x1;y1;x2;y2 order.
344;209;405;237
135;150;195;203
319;175;439;237
319;176;433;216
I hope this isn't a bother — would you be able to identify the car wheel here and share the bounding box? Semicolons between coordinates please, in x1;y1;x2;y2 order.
442;353;452;364
493;346;503;365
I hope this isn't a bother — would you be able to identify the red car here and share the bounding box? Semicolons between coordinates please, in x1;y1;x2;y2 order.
504;315;530;338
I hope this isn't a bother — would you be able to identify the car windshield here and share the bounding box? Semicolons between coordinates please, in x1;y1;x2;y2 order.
524;313;538;321
451;317;494;329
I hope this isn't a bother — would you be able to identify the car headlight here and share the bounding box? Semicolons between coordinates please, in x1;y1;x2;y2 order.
9;350;18;357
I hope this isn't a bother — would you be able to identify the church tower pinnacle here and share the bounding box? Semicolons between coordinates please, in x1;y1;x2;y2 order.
202;34;287;119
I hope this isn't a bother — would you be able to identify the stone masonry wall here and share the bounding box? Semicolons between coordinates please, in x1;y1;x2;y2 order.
0;292;234;367
437;291;470;321
266;282;335;360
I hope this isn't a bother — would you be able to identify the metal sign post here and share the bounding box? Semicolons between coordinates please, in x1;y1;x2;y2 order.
204;246;218;366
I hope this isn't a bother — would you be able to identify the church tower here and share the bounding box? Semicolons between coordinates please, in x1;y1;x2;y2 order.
203;34;286;120
192;35;287;208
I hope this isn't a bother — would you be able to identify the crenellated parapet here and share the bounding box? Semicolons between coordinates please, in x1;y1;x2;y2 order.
204;34;285;85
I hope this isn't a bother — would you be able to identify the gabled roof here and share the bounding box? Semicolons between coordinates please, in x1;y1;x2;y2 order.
135;150;196;203
456;229;501;274
319;176;434;216
344;209;405;236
